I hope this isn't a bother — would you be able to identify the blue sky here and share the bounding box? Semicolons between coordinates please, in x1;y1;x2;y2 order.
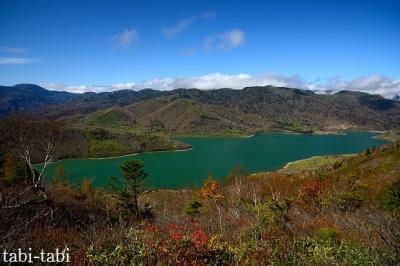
0;0;399;97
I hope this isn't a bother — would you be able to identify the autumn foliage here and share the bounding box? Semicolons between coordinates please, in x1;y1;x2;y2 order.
198;173;224;202
1;141;400;265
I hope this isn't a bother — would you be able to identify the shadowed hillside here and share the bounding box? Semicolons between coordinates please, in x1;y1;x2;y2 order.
0;84;79;117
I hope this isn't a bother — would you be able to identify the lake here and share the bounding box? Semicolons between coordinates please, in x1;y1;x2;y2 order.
46;132;387;189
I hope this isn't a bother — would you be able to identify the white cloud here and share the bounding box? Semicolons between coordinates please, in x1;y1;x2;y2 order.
318;75;400;98
0;57;39;64
182;48;197;57
163;10;215;38
41;82;152;94
204;29;246;50
163;18;194;38
40;83;85;93
40;73;400;99
0;47;27;53
109;28;138;48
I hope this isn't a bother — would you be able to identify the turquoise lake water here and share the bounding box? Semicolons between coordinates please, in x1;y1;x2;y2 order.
46;132;387;189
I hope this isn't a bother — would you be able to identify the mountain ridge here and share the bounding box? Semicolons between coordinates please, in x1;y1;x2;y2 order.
1;84;400;133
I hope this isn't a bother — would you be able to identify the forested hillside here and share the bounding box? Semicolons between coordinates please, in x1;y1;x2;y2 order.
2;84;400;133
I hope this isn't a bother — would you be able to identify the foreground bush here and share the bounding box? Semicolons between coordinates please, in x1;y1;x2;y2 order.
86;222;235;265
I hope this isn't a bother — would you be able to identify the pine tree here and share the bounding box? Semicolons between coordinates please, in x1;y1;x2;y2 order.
118;160;148;215
186;200;203;216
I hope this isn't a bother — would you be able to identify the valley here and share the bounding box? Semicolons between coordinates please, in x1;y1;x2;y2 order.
2;84;400;161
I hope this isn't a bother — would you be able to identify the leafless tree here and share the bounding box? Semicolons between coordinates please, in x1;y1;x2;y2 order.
0;116;61;209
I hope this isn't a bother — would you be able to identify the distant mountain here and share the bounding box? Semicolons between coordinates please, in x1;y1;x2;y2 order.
65;86;400;133
1;84;400;132
393;94;400;101
0;84;166;118
0;84;79;117
34;88;167;118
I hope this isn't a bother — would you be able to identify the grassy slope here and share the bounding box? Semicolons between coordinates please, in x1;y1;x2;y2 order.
67;98;274;136
83;108;133;128
282;154;357;171
62;104;194;158
376;129;400;142
326;143;400;203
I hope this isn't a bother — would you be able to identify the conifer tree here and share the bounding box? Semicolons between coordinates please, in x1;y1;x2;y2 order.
118;160;148;215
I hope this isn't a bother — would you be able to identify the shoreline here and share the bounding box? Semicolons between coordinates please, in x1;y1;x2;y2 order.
312;130;346;135
174;128;386;139
88;147;193;160
374;130;399;142
37;147;193;165
174;134;255;138
41;130;386;164
282;153;357;170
